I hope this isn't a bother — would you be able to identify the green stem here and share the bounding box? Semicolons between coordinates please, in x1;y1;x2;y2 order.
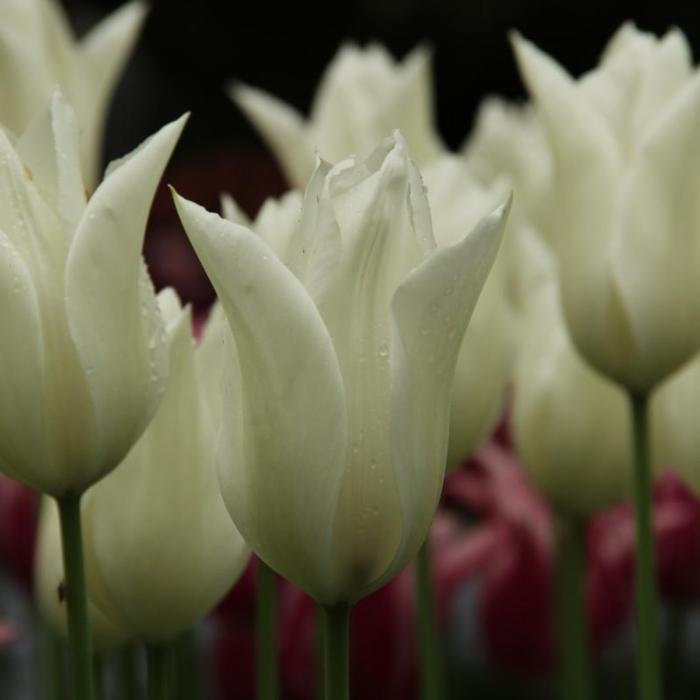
416;540;446;700
630;392;662;700
555;513;593;700
257;559;278;700
118;645;141;700
316;605;325;700
146;645;172;700
322;604;350;700
56;494;94;700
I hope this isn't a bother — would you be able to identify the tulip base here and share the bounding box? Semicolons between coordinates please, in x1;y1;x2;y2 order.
56;494;94;700
322;603;350;700
630;393;662;700
554;514;593;700
256;559;279;700
416;540;445;700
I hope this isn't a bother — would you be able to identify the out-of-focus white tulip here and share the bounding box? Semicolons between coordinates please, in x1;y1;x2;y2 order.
512;229;632;516
421;156;516;468
231;43;442;187
34;499;129;653
0;0;147;186
0;91;186;497
513;26;700;393
79;292;249;644
174;133;509;604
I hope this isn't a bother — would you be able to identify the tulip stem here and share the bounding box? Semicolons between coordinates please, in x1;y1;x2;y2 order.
322;603;350;700
56;493;94;700
630;392;662;700
416;539;446;700
555;514;593;700
146;644;173;700
257;559;278;700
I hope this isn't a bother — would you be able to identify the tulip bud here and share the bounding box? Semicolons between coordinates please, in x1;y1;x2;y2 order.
0;0;147;186
512;230;632;516
0;92;186;497
174;132;509;604
231;43;442;187
513;26;700;392
81;291;250;644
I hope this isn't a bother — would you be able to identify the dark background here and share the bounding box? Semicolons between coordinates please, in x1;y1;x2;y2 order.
60;0;700;168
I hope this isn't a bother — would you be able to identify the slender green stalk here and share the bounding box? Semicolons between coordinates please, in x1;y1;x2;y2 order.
57;494;94;700
118;645;141;700
257;559;278;700
39;625;68;700
322;604;350;700
416;540;446;700
555;514;593;700
629;393;662;700
146;645;173;700
93;657;105;700
173;629;202;700
316;605;325;700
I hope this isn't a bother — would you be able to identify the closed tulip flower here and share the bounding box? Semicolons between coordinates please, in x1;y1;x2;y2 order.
0;0;147;186
173;132;509;605
512;232;632;516
0;90;186;497
513;26;700;393
81;293;250;644
232;43;442;187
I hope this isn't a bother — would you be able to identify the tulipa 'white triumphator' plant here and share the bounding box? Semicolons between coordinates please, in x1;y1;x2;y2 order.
0;90;186;498
174;132;509;605
80;292;250;644
0;0;147;187
232;43;442;187
513;26;700;393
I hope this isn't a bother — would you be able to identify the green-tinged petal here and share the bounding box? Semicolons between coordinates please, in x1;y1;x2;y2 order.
314;137;432;599
614;73;700;390
16;90;86;236
64;115;187;483
512;34;632;383
79;1;148;184
513;286;632;516
85;304;249;644
387;198;509;580
231;83;315;187
173;193;348;603
0;232;52;491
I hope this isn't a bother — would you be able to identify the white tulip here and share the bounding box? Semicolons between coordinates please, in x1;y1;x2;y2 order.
0;90;186;497
513;26;700;392
174;133;509;604
80;292;250;644
231;43;442;187
0;0;147;186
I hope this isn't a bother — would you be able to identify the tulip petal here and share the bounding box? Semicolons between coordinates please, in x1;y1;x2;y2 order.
512;34;630;381
615;72;700;389
64;115;187;480
231;83;315;187
172;193;348;602
79;1;148;184
16;90;86;237
387;198;509;576
0;232;51;491
86;301;248;643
